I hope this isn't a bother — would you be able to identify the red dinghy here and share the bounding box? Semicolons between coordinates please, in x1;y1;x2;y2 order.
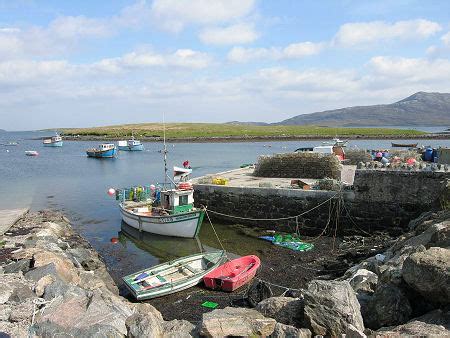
203;255;260;292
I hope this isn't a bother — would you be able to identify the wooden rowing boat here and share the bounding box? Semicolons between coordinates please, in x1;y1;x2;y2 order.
391;142;418;148
123;250;226;300
203;255;261;292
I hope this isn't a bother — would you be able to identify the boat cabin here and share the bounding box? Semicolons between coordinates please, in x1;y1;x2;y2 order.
160;189;195;213
99;144;116;151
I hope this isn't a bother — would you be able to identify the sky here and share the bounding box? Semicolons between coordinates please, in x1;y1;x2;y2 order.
0;0;450;130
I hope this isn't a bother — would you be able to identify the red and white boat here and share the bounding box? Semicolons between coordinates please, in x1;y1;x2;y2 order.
203;255;261;292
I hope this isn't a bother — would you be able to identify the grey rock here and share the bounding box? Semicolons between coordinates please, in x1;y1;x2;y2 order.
126;303;164;337
347;269;378;294
162;319;196;337
200;306;276;337
0;281;14;304
24;263;59;282
374;320;449;337
270;323;311;338
9;298;34;322
402;247;450;304
0;304;12;321
8;283;35;303
303;280;364;337
31;321;123;338
365;283;412;329
3;259;31;274
256;297;304;326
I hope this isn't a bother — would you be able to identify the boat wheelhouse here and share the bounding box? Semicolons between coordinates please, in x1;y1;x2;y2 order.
86;143;117;158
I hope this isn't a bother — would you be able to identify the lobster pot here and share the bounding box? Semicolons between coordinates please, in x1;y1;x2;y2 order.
116;186;153;202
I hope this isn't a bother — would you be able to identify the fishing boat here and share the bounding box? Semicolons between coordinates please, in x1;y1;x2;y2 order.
43;133;63;147
118;137;144;151
322;137;348;147
117;119;204;238
3;142;18;146
203;255;260;292
123;250;225;300
391;142;418;148
86;144;117;158
25;150;39;156
118;184;205;238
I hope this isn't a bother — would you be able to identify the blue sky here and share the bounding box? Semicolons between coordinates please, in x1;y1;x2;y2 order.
0;0;449;130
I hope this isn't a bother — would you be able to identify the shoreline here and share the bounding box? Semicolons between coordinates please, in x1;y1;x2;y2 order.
1;209;448;336
59;133;450;143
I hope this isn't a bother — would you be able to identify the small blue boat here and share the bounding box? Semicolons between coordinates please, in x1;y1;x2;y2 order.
43;133;63;147
118;137;144;151
86;144;117;158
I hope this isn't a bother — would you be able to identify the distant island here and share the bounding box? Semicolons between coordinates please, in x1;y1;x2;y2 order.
56;92;450;141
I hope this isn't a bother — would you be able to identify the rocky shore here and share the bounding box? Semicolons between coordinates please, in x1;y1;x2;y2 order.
1;209;449;337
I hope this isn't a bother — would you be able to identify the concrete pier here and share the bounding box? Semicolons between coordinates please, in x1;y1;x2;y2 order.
0;208;29;235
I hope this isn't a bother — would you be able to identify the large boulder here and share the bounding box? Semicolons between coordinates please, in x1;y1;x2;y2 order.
303;280;364;337
126;303;164;337
365;283;412;329
36;287;134;336
200;307;276;337
256;297;304;326
270;323;311;338
162;319;196;337
32;250;80;284
402;247;450;304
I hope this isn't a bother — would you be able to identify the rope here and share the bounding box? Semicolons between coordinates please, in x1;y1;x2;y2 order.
207;192;340;222
254;278;303;292
31;297;54;325
205;209;227;254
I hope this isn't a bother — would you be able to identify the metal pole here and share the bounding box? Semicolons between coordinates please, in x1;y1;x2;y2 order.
163;114;168;186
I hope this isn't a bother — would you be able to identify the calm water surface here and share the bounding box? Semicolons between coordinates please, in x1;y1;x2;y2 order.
1;131;449;281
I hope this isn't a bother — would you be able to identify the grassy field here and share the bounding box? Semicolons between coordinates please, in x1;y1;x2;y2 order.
61;123;426;139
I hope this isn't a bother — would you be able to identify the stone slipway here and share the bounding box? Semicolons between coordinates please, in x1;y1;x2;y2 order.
0;208;29;235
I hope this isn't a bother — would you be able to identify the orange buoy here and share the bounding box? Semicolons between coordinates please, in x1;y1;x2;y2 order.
110;237;119;244
177;182;192;190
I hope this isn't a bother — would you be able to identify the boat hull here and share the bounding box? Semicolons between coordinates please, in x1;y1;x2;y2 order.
123;251;225;300
120;205;204;238
391;143;418;148
203;255;260;292
86;148;117;158
44;141;63;147
118;144;144;151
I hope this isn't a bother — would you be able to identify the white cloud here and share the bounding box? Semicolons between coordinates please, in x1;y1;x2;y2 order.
151;0;256;32
227;42;325;63
334;19;442;47
95;49;212;71
199;23;258;45
48;16;112;39
441;31;450;46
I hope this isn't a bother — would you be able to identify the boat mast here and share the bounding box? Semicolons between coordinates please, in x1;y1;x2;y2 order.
163;114;168;186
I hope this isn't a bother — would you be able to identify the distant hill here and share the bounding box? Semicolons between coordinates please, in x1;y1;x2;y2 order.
277;92;450;126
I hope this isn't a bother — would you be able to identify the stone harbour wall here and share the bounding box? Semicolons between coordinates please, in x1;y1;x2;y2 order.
253;152;342;179
194;169;450;234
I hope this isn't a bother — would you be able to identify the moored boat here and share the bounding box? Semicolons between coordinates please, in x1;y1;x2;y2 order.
43;133;63;147
118;137;144;151
25;150;39;156
391;142;418;148
86;144;117;158
123;250;226;300
203;255;260;292
322;137;348;147
118;184;204;238
3;142;18;146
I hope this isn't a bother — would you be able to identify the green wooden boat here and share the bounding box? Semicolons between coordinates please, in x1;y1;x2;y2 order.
123;250;226;300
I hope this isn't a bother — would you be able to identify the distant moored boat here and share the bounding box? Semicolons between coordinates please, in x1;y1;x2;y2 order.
43;133;63;147
118;136;144;151
86;144;117;158
391;142;418;148
25;150;39;156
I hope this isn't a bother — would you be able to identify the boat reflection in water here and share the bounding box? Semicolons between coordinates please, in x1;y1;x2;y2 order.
119;222;221;263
